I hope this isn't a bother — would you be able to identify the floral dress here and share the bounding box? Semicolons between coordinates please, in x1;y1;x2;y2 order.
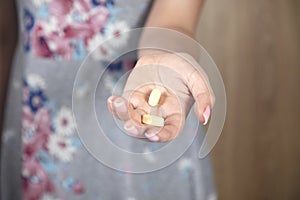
1;0;217;200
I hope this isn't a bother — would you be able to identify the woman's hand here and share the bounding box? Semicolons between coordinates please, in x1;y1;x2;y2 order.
107;53;214;142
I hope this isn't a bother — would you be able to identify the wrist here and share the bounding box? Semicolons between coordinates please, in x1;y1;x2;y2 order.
137;27;199;60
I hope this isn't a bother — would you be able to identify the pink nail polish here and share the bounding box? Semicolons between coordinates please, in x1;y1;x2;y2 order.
148;135;160;142
203;106;211;125
113;99;127;113
107;99;113;112
145;133;159;142
124;124;139;136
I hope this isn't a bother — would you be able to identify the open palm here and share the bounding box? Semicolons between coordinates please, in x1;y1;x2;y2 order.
107;53;215;142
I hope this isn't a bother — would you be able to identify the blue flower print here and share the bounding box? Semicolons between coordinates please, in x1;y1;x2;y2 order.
24;9;35;32
24;33;31;52
28;90;47;113
107;61;123;71
37;4;49;19
38;150;58;174
72;39;86;61
92;0;114;7
63;178;76;191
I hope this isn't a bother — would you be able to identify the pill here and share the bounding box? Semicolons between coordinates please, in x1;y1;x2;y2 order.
141;114;164;127
148;88;161;107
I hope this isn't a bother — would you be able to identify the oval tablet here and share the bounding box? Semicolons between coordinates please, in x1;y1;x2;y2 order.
148;88;161;107
141;114;164;127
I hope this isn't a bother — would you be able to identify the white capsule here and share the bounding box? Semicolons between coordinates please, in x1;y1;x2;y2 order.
141;114;164;127
148;88;161;107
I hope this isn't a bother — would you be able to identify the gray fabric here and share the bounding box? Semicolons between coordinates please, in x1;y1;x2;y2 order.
1;0;217;199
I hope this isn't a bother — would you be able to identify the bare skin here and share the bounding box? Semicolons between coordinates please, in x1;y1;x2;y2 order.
107;0;215;142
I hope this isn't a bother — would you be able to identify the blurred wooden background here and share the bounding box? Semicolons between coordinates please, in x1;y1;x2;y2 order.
197;0;300;199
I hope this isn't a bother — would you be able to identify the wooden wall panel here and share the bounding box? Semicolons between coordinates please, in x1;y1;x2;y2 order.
197;0;300;199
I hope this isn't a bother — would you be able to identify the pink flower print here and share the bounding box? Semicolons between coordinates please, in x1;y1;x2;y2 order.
23;106;52;136
32;25;54;58
22;107;51;158
47;33;73;60
49;0;73;18
63;23;94;39
23;106;35;128
22;158;55;200
73;182;85;195
88;6;109;34
74;0;90;13
23;132;49;159
35;108;52;136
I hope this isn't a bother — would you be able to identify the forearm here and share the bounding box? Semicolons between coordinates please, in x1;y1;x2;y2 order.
145;0;204;38
139;0;204;57
0;0;18;132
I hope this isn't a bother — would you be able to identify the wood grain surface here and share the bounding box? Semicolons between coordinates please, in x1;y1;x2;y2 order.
197;0;300;199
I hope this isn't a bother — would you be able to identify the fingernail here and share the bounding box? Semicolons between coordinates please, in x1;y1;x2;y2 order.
203;105;211;125
145;133;159;142
124;123;139;136
113;98;127;113
107;98;113;112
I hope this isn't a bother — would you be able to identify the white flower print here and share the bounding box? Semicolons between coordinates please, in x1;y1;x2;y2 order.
27;73;46;90
47;134;76;162
53;107;76;136
105;21;130;48
87;34;113;60
43;17;59;36
22;168;30;179
65;13;73;24
87;34;105;51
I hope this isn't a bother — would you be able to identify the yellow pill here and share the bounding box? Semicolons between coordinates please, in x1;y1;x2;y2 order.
141;114;164;127
148;88;161;107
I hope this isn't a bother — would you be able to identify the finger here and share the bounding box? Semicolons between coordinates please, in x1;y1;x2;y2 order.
187;69;214;124
123;89;149;110
158;94;179;119
123;89;150;135
145;113;184;142
110;96;130;121
108;96;127;120
123;120;140;137
123;119;148;138
107;96;117;114
194;99;211;125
